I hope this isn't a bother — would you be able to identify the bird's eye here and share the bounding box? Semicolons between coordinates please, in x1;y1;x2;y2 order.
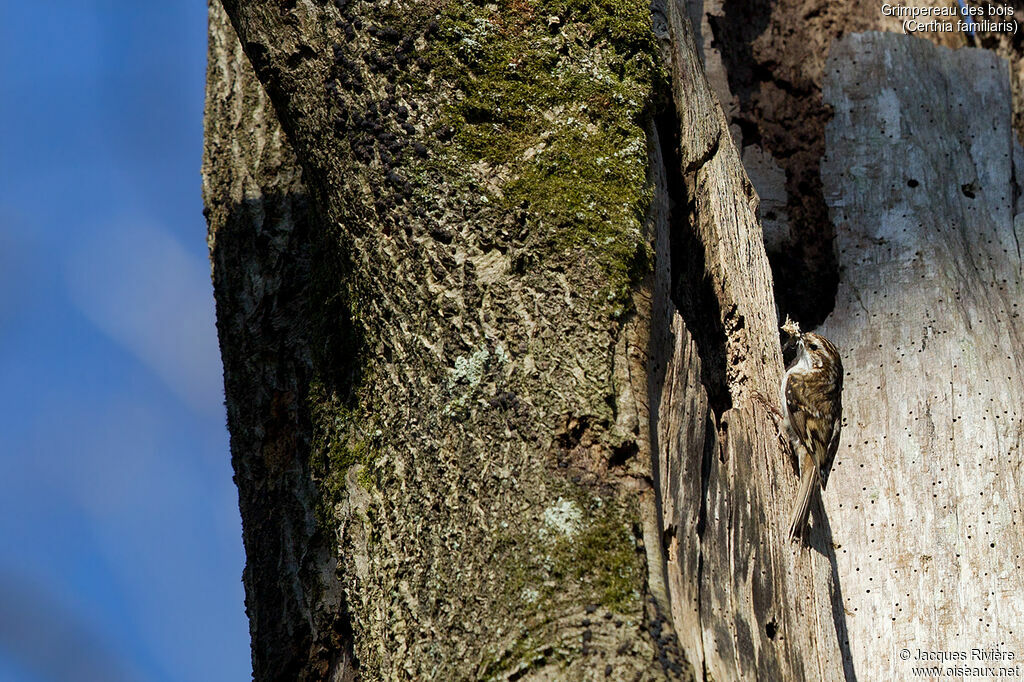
809;343;819;351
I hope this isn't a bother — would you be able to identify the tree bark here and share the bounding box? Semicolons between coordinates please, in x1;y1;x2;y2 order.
821;32;1024;680
203;0;852;679
203;4;355;680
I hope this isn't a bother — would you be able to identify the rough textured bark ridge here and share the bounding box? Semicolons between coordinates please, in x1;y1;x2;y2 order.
203;4;355;679
821;32;1024;681
208;0;687;677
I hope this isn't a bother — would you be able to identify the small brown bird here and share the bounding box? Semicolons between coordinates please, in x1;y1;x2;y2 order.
781;330;843;541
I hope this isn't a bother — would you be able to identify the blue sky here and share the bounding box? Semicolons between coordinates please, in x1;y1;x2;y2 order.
0;2;251;681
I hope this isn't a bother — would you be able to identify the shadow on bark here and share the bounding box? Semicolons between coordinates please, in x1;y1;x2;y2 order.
211;191;357;682
811;502;857;682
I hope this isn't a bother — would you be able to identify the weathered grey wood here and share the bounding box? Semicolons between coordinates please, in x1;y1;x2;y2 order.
822;32;1024;680
651;2;848;680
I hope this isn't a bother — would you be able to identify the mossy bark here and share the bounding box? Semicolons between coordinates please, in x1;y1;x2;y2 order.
207;0;680;677
204;0;847;680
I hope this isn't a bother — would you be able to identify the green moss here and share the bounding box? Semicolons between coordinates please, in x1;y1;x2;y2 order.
549;499;643;613
421;0;663;304
498;494;643;618
477;495;642;676
309;379;380;510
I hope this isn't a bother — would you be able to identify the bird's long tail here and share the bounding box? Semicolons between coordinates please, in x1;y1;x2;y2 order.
789;463;820;541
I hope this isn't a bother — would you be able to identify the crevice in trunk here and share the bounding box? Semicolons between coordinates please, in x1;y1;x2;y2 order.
643;104;716;680
645;83;733;679
762;185;839;330
703;0;840;329
694;415;716;540
657;107;731;419
642;114;689;677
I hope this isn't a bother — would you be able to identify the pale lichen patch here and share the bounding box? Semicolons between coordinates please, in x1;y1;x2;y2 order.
449;347;492;388
541;497;583;538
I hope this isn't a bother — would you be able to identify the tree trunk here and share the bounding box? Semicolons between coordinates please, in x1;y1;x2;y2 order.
821;32;1024;680
202;0;856;679
202;4;354;679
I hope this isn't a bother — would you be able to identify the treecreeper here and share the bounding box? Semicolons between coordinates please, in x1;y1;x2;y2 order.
780;317;844;542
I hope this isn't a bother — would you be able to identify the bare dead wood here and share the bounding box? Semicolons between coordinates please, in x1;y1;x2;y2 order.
650;2;849;680
821;32;1024;680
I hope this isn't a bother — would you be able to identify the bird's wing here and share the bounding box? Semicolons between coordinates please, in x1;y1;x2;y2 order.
821;412;842;490
785;373;840;478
